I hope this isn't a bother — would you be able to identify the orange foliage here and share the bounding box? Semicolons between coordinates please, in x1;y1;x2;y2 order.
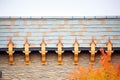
67;48;120;80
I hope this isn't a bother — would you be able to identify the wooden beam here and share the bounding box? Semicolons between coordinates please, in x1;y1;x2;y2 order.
89;37;97;64
23;37;31;65
39;38;48;65
106;37;114;62
6;37;15;65
72;38;80;65
56;37;64;65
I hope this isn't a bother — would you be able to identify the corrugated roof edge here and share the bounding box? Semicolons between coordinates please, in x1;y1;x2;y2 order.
0;47;119;51
0;16;120;19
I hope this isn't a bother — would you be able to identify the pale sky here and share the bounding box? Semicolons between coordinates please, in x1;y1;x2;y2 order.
0;0;120;16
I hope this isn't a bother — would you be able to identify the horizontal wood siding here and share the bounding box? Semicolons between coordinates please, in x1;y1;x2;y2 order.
0;18;120;48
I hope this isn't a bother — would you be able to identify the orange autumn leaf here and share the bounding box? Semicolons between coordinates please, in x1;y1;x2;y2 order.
117;63;120;76
67;47;120;80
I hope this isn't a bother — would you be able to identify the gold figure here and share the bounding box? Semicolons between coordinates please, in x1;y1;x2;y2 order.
89;37;97;64
56;37;64;65
72;38;80;65
39;38;48;65
6;37;15;65
23;38;31;65
106;37;113;62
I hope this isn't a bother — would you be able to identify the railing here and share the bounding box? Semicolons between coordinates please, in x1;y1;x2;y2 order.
3;36;114;65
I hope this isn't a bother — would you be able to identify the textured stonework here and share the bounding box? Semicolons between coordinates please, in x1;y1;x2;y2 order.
0;51;120;80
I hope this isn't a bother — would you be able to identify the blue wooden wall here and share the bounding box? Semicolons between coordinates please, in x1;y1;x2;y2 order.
0;16;120;48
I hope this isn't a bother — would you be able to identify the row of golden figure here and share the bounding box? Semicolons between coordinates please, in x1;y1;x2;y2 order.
6;37;113;65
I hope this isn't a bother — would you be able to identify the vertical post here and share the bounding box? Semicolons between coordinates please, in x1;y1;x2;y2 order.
39;38;48;65
6;37;15;65
72;38;80;65
56;37;64;65
0;71;2;78
89;37;97;64
23;38;31;65
106;37;113;62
